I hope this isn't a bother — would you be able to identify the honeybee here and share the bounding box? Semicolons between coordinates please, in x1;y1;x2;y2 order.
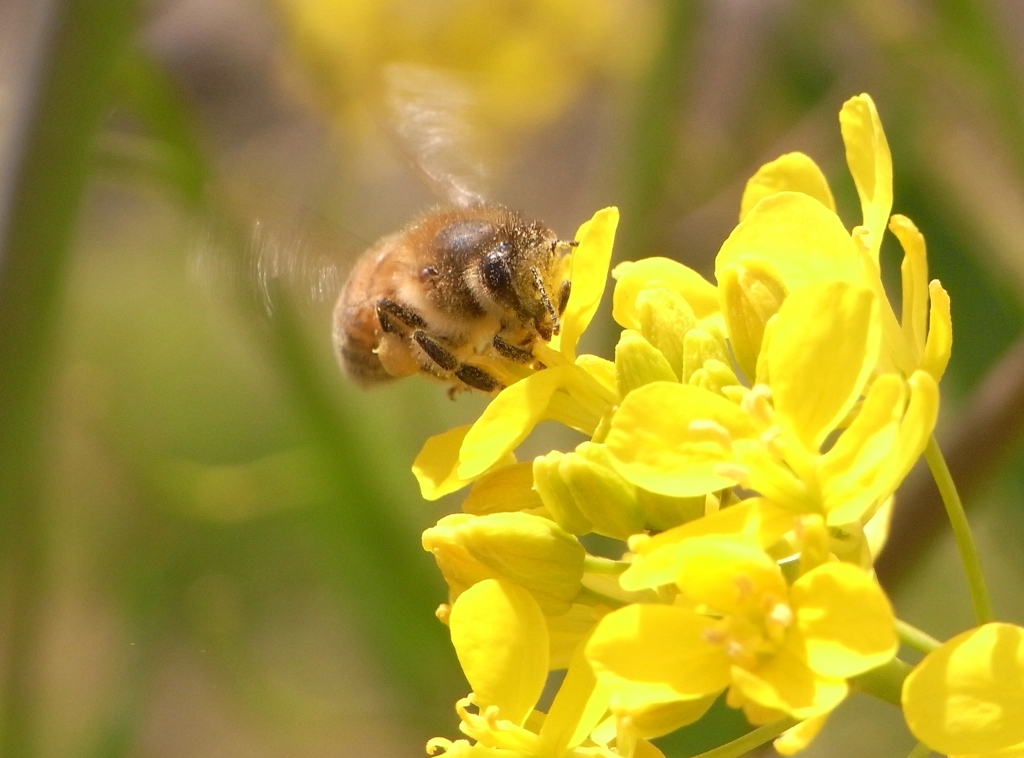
331;64;578;394
333;203;575;394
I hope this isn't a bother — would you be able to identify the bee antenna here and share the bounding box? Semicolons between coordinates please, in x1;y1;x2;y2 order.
550;239;579;253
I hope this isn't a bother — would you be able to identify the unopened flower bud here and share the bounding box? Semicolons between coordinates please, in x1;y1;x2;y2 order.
615;330;677;397
682;329;733;386
534;451;593;535
634;287;697;378
421;512;585;614
561;442;646;540
636;489;705;532
719;261;788;381
690;358;741;394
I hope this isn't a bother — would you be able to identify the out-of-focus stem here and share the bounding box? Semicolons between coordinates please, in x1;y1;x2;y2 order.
0;1;138;755
924;436;994;625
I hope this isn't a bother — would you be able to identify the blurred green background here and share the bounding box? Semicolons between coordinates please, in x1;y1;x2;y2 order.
1;0;1023;756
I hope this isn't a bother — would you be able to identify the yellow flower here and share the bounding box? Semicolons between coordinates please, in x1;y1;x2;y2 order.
603;280;939;532
902;623;1024;757
585;536;897;732
718;93;951;383
414;208;619;501
422;512;586;615
426;578;665;758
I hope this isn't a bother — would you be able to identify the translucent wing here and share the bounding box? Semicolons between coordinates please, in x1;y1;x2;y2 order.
381;62;490;207
190;192;352;318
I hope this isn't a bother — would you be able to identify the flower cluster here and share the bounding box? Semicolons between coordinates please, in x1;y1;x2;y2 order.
415;94;1024;757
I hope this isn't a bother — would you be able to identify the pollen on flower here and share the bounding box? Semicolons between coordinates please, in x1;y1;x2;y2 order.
742;385;775;428
688;419;734;450
766;601;793;629
435;604;451;624
734;575;755;601
702;626;727;645
713;462;751;487
759;427;787;458
483;704;502;727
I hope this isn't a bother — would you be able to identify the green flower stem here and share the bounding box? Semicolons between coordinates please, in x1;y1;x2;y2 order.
924;435;994;625
905;740;934;758
688;717;799;758
851;657;913;706
0;1;138;755
895;619;941;654
573;586;630;610
583;555;629;574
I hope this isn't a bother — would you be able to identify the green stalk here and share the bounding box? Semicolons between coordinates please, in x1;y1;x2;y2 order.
905;741;934;758
851;658;913;707
923;435;994;625
688;717;799;758
583;555;630;574
0;1;137;756
895;619;941;655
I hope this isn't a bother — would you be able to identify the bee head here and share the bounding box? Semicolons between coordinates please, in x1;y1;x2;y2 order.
480;227;574;341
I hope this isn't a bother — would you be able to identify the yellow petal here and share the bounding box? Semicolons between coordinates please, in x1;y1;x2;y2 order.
715;192;862;294
609;689;717;739
768;281;880;451
673;536;787;615
621;498;794;591
839;93;893;265
923;279;952;382
819;373;903;525
613;258;719;330
538;633;609;753
449;579;549;726
791;562;897;679
604;382;756;497
872;370;939;505
903;623;1024;756
462;461;543;515
774;712;831;755
576;353;619;398
740;152;836;221
548;603;602;670
732;630;849;719
556;207;619;359
458;366;575;480
890;214;929;359
587;604;732;699
415;425;515;500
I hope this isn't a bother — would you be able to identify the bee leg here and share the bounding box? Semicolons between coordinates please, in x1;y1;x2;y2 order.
412;330;460;371
412;330;502;393
492;335;535;364
455;364;503;393
376;298;427;334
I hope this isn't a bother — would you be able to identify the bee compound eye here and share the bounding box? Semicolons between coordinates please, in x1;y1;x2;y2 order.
481;247;514;299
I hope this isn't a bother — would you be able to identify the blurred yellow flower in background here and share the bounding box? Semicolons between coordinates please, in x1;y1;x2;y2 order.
274;0;661;139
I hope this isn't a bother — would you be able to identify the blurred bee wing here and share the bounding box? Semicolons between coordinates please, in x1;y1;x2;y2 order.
189;195;352;318
380;62;490;207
